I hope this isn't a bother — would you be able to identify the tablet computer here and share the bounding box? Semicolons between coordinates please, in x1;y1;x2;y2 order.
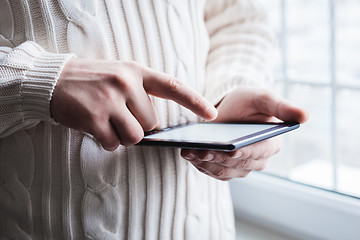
137;122;299;151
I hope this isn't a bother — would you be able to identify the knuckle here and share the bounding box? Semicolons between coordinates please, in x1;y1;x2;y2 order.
256;163;266;171
274;137;283;154
191;95;203;107
122;130;144;146
213;167;229;178
257;89;272;101
122;60;140;69
106;71;122;85
113;74;134;93
110;63;142;93
90;123;105;138
240;150;251;161
272;146;281;156
102;138;120;151
87;127;97;139
236;159;251;170
254;89;272;107
167;77;182;91
114;60;139;75
80;113;95;132
97;85;116;104
142;110;158;131
87;113;101;130
219;178;231;182
90;108;107;125
143;120;158;132
217;154;228;165
198;151;209;160
91;129;120;151
238;171;250;178
103;73;122;91
196;167;207;174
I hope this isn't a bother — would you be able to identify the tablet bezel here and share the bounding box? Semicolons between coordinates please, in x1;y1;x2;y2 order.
137;122;299;151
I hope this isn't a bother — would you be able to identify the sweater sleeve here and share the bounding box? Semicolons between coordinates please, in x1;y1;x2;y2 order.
0;40;74;138
204;0;275;106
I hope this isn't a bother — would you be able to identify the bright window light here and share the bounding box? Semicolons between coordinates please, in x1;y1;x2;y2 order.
258;0;360;198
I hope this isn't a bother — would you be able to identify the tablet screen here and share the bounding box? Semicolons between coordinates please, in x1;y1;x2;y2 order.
143;123;278;143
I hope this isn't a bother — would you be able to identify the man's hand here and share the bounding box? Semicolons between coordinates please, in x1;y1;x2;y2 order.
51;58;217;151
181;87;309;181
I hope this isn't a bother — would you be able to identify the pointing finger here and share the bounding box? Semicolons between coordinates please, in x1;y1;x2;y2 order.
142;66;218;120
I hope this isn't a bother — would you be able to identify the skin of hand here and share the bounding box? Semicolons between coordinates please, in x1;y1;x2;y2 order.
181;86;309;181
50;58;218;151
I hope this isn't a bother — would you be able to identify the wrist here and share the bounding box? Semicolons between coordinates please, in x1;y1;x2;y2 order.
18;43;76;122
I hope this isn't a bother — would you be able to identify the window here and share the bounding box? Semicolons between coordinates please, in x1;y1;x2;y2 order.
230;1;360;239
260;0;360;198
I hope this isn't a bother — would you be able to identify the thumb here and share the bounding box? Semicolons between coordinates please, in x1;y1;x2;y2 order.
256;92;309;123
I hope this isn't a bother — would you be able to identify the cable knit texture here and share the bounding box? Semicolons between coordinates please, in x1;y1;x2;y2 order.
0;0;273;239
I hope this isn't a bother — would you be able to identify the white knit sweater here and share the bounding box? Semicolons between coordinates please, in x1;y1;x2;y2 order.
0;0;273;239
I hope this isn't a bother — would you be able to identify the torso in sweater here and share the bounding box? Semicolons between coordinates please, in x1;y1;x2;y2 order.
0;1;236;239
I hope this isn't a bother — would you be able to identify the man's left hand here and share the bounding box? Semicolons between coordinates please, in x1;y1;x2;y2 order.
181;86;309;181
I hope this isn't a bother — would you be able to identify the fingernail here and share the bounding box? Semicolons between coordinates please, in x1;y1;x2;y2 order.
207;104;218;120
198;168;206;173
203;153;214;161
232;151;243;159
182;151;196;161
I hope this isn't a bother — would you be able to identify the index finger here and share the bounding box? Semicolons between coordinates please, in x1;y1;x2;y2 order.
142;67;217;120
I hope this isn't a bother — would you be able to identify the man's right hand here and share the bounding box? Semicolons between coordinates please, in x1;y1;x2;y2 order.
51;58;217;151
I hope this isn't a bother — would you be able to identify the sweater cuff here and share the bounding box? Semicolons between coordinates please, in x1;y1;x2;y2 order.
20;47;75;123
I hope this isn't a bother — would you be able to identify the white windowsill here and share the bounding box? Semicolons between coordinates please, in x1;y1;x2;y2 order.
230;172;360;240
235;218;301;240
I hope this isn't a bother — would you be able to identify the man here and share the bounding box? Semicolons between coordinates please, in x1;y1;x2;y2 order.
0;0;307;239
